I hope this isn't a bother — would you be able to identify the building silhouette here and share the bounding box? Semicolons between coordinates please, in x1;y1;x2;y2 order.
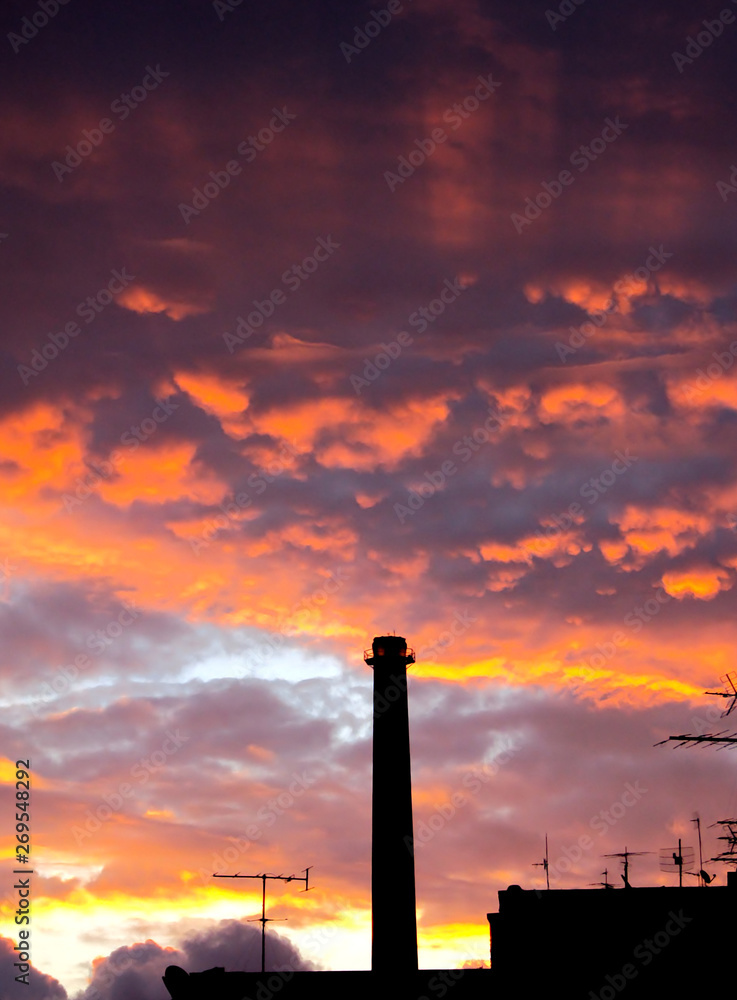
489;877;736;997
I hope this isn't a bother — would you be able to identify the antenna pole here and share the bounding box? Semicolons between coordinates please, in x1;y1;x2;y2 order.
693;816;703;886
545;834;549;890
603;846;651;888
589;869;614;889
212;867;313;972
532;834;550;889
261;874;267;974
705;672;737;716
709;818;737;869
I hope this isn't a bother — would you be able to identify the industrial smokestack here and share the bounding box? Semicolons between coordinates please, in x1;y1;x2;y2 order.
365;635;418;974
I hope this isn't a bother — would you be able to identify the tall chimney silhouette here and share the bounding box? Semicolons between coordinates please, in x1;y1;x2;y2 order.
365;635;418;974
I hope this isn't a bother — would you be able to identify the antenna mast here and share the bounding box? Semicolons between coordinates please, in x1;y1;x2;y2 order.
709;818;737;869
659;839;694;888
532;834;550;889
589;869;614;889
213;867;313;972
656;673;737;747
603;846;651;888
705;672;737;716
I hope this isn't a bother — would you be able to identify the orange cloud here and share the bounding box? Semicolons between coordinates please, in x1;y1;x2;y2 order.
661;567;732;600
538;383;624;424
668;368;737;413
117;286;211;320
175;370;250;436
610;506;713;563
0;402;86;506
96;442;225;507
250;395;454;471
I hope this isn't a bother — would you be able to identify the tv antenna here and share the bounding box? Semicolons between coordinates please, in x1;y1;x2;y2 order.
603;846;651;888
655;730;737;748
687;814;715;886
658;839;694;888
532;834;550;889
213;867;313;972
709;818;737;868
705;672;737;716
655;673;737;747
589;869;614;889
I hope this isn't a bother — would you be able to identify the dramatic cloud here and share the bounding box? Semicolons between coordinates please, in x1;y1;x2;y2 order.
74;922;315;1000
0;936;67;998
2;0;737;993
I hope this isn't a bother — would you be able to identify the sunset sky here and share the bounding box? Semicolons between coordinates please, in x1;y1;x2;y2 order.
2;0;737;995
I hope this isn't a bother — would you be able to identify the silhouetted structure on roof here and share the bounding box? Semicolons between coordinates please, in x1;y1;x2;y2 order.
365;634;418;974
211;869;312;972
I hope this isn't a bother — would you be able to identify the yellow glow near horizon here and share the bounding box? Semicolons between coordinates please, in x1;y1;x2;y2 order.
418;921;490;968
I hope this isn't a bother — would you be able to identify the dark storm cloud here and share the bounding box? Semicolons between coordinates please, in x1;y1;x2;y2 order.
0;918;316;1000
0;935;67;997
70;920;315;999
